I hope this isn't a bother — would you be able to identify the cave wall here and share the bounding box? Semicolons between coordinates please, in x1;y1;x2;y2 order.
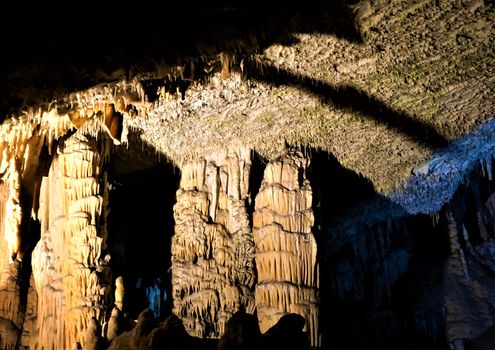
443;163;495;347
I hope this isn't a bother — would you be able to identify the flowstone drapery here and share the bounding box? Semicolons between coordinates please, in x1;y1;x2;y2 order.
253;150;320;347
171;147;256;338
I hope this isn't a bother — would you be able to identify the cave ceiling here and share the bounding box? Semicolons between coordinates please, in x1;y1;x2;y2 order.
1;0;494;194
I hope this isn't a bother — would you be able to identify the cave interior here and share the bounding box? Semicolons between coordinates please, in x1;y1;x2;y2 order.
0;1;495;350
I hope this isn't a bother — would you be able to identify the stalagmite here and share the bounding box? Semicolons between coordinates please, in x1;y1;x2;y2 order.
115;276;125;312
106;307;125;341
171;147;256;338
31;132;112;349
253;150;319;347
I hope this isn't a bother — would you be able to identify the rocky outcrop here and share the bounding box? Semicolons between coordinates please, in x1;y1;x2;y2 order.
31;132;112;349
253;150;319;347
171;147;256;338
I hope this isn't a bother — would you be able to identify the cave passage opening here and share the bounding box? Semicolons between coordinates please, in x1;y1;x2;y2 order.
107;149;180;321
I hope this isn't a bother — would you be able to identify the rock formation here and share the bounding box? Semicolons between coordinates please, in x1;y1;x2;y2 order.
31;131;112;349
171;147;256;338
0;260;24;350
253;150;319;347
0;1;493;349
0;113;69;350
0;176;24;350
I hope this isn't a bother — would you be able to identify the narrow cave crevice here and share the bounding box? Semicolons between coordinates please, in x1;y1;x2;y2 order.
107;152;180;321
247;150;266;228
18;143;54;312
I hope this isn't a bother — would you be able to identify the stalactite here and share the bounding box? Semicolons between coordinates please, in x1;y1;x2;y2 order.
253;150;319;347
31;132;112;349
171;147;255;338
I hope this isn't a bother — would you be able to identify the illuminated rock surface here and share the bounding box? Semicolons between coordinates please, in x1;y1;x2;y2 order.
0;1;494;349
253;150;319;347
171;147;255;337
31;132;112;349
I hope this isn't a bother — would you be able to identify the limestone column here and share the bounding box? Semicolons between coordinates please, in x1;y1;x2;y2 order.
31;132;112;349
0;161;25;350
253;150;320;347
0;126;53;349
171;147;256;338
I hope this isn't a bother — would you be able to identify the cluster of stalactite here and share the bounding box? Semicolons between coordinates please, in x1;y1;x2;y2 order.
253;150;319;347
171;148;320;343
0;110;321;348
171;147;256;338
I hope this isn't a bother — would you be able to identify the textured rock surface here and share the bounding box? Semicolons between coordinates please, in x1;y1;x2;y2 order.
0;134;44;349
253;150;319;347
0;2;493;348
171;147;256;337
31;132;112;349
1;1;493;193
0;260;24;350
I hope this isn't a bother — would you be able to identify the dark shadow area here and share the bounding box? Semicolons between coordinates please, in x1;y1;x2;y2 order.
247;151;266;223
311;151;495;350
107;131;180;320
0;0;363;119
105;309;310;350
18;142;56;313
441;159;495;349
307;147;450;349
307;148;377;226
245;61;448;150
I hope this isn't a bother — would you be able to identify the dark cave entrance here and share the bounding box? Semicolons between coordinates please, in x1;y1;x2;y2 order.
107;148;180;320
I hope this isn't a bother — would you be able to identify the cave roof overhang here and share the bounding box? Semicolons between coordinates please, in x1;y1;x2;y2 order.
0;0;494;213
